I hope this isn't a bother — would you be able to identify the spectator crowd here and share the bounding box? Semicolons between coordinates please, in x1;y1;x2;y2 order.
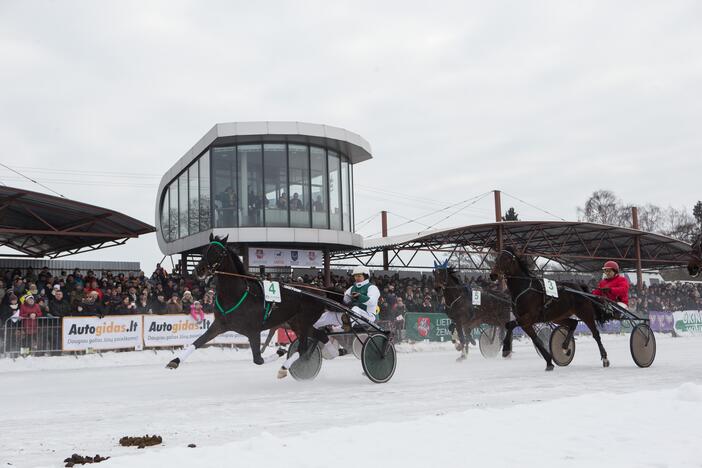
1;265;701;331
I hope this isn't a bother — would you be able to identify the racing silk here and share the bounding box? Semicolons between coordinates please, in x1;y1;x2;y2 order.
343;279;380;317
592;274;629;305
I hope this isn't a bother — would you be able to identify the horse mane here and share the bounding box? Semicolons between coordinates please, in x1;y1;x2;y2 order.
505;246;534;277
446;266;463;285
211;235;246;275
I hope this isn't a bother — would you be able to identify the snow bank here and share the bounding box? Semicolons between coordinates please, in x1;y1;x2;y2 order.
89;383;700;468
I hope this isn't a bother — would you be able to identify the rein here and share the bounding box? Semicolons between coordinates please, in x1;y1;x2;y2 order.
213;269;346;297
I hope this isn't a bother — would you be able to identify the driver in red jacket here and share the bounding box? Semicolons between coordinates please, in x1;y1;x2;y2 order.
592;260;629;310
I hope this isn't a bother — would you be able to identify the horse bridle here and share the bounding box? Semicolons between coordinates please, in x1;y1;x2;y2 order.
494;249;543;308
204;241;231;275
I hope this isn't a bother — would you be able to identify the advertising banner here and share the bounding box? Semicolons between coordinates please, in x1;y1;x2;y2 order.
648;311;674;333
673;310;702;336
404;312;453;342
62;315;142;351
248;247;323;268
143;314;268;347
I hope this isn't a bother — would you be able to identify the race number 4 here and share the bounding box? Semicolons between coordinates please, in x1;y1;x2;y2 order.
472;290;482;305
263;280;282;303
543;278;559;298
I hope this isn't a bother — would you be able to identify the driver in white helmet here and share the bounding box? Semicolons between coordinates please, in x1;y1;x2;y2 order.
310;265;380;358
343;265;380;324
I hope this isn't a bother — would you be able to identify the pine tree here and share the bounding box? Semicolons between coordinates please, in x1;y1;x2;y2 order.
502;207;519;221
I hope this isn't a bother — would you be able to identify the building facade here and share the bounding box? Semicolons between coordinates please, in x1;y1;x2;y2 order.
155;121;371;271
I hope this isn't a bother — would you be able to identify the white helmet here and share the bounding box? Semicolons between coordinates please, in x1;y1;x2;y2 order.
351;265;371;277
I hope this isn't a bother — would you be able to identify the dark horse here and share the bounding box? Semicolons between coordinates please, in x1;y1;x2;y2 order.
166;234;328;372
433;261;512;361
687;234;702;277
489;247;612;371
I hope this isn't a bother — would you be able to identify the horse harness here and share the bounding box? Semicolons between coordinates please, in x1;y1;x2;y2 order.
208;241;274;321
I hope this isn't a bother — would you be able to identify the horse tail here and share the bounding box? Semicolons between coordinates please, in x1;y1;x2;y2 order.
578;283;612;325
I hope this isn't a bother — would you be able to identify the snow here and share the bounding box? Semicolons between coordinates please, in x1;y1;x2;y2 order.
2;334;701;468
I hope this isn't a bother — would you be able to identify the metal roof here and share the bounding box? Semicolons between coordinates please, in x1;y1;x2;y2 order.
333;221;694;271
0;186;155;258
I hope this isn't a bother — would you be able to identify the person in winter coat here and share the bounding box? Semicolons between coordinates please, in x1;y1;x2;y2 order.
48;289;72;317
20;295;42;350
166;293;183;314
592;260;630;310
190;301;205;323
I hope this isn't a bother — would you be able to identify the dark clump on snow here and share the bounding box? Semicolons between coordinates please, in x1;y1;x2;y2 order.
119;434;163;449
188;443;197;448
62;453;110;467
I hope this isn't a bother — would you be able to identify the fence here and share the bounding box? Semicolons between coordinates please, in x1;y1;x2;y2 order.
2;309;696;358
2;317;62;357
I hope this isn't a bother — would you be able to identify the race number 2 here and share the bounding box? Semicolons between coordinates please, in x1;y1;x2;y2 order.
263;281;282;303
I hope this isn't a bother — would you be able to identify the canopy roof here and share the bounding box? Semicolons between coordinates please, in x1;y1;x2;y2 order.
0;186;155;258
334;221;694;272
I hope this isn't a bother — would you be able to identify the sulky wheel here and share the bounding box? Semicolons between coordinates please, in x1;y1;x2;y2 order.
479;325;505;359
549;325;575;367
534;325;553;359
630;323;656;368
361;333;397;384
352;333;368;360
287;338;322;381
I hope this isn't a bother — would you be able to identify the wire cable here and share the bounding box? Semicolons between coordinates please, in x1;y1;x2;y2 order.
0;162;65;197
502;191;567;221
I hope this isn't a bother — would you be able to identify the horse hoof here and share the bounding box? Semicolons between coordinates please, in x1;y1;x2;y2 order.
277;368;288;379
546;364;554;371
166;358;180;369
502;351;512;359
456;355;466;362
603;358;610;368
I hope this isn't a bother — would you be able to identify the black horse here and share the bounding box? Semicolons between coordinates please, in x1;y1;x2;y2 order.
433;262;512;361
489;247;612;371
166;234;329;372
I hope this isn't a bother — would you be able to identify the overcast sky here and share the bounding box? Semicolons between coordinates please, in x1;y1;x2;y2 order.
1;1;700;271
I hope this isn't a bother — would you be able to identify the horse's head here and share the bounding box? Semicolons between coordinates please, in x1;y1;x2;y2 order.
196;233;231;279
489;247;522;281
432;260;450;292
688;258;701;278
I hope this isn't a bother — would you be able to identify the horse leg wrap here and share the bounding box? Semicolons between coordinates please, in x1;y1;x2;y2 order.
281;352;299;370
177;345;196;363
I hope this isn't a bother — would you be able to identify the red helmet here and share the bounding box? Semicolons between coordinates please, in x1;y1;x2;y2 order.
602;260;619;272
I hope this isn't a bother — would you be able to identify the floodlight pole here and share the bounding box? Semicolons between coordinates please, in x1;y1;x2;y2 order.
632;206;644;292
382;210;389;270
494;190;503;252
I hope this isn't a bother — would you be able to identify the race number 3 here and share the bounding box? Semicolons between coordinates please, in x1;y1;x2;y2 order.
472;290;482;305
263;280;282;303
543;278;559;298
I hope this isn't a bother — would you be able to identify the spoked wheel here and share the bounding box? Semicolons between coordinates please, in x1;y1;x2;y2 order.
549;325;575;367
352;333;368;360
287;338;322;381
534;326;553;359
479;325;505;359
630;323;656;368
361;333;397;384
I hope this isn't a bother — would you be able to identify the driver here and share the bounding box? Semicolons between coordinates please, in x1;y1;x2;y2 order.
311;265;379;358
592;260;629;310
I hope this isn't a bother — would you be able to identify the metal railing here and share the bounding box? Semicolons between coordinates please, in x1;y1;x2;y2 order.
2;316;63;357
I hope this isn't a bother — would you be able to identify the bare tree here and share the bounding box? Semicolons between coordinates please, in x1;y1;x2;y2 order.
659;206;697;242
636;203;663;232
577;190;628;226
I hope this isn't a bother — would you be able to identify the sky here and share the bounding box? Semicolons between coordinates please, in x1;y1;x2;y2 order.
1;0;701;271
